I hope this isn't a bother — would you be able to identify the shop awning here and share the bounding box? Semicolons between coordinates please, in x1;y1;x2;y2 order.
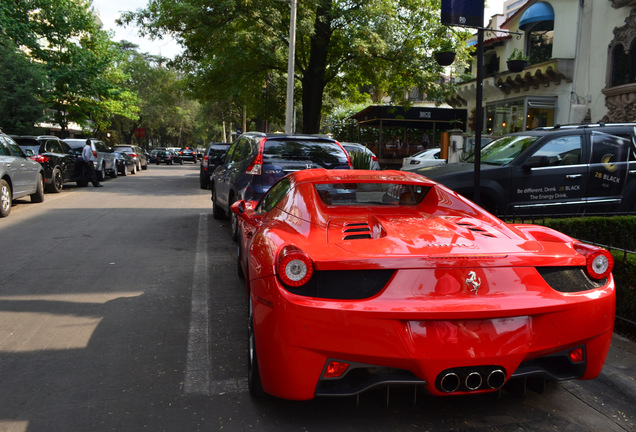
519;2;554;30
350;105;466;130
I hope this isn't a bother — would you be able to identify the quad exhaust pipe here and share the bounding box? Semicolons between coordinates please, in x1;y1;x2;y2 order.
438;367;506;393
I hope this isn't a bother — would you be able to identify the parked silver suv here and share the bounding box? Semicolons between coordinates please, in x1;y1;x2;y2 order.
0;130;45;217
113;144;149;171
63;138;117;181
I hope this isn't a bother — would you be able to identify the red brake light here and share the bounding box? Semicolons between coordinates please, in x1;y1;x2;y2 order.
246;137;267;175
277;247;314;287
334;140;353;169
324;361;350;378
371;155;378;161
130;153;137;157
574;243;613;280
30;155;50;163
569;347;585;363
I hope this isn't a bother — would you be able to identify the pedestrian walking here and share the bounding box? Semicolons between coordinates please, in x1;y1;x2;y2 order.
82;139;103;187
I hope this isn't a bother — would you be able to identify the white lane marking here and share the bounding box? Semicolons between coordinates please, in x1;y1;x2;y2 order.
184;213;211;395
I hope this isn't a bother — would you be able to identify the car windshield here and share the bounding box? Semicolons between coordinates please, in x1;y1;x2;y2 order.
263;139;348;167
465;135;539;165
314;183;430;206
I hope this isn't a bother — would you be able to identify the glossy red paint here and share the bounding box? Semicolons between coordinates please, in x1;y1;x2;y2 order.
233;169;616;400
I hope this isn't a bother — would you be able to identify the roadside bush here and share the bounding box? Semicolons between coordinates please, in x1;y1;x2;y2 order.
349;151;373;169
540;216;636;339
542;216;636;251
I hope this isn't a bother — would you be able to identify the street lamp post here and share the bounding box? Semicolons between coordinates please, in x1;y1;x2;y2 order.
473;28;484;204
285;0;298;134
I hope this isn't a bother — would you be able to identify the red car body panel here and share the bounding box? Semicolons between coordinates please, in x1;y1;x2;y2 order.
234;169;615;400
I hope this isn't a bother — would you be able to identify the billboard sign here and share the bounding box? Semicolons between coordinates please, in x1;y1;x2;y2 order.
441;0;484;28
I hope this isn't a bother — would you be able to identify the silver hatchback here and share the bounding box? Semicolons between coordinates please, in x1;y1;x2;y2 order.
0;132;45;217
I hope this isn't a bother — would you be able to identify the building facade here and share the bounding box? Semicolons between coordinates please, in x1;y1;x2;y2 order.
451;0;636;136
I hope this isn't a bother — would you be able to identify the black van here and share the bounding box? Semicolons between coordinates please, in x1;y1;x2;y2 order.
412;123;636;216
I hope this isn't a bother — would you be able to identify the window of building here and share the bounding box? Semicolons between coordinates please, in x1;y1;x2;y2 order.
610;41;636;87
519;2;554;64
486;97;556;135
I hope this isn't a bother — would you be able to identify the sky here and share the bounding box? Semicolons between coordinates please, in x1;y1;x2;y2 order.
92;0;182;59
93;0;508;59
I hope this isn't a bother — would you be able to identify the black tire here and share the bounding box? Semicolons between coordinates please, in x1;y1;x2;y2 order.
200;175;209;190
229;195;239;241
0;179;12;217
121;166;127;176
212;186;225;219
231;211;239;242
97;164;106;181
237;245;245;280
131;164;136;175
47;167;63;193
248;296;265;398
179;159;183;165
110;167;118;178
30;174;44;203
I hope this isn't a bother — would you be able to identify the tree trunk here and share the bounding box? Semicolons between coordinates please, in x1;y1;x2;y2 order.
301;0;333;134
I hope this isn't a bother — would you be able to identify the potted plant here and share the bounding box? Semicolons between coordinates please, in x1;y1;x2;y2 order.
507;48;528;72
434;38;456;66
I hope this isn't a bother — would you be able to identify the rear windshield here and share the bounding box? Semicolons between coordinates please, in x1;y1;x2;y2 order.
209;147;228;157
263;139;348;168
314;183;430;206
16;144;40;153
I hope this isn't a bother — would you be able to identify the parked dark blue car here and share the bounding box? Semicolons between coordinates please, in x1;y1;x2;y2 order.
211;132;352;240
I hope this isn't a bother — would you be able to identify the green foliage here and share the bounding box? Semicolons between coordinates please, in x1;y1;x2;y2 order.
349;150;373;169
508;48;528;61
611;251;636;338
541;216;636;251
121;0;470;133
0;0;139;135
322;103;368;142
0;37;47;134
537;216;636;338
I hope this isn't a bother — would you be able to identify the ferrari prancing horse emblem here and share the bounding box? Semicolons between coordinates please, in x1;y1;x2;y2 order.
466;271;481;294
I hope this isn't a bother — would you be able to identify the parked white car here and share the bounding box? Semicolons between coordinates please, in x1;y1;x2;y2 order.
0;131;45;217
401;148;446;171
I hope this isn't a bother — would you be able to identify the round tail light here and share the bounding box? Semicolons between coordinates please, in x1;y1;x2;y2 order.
277;249;314;287
574;243;614;280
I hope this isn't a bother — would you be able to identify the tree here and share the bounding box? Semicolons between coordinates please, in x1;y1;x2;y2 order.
1;0;139;136
109;44;212;148
0;37;47;134
121;0;470;134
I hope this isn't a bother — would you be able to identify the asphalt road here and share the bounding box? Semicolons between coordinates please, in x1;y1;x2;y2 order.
0;164;634;432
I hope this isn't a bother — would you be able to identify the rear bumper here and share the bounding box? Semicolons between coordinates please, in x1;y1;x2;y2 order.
250;271;615;400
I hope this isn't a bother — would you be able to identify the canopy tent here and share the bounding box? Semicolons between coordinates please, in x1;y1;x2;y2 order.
349;105;467;165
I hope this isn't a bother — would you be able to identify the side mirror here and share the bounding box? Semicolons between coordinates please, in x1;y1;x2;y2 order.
24;149;35;157
232;200;246;215
230;200;259;220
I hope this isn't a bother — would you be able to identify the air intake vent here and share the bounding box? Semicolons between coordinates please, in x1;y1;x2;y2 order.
455;222;495;237
343;222;372;240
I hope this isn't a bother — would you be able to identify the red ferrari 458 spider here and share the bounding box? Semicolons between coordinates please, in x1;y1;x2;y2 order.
231;169;615;401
